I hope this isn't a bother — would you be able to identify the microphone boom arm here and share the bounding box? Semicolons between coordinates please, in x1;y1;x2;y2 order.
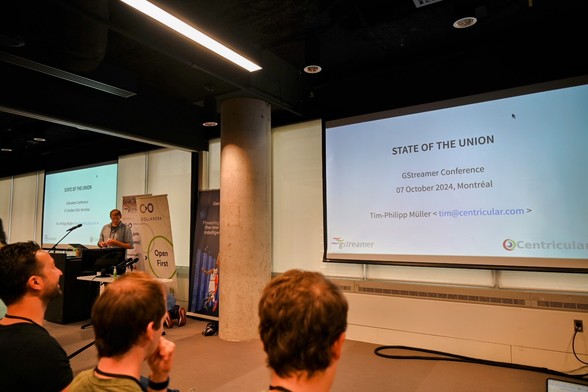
48;224;82;253
48;231;72;253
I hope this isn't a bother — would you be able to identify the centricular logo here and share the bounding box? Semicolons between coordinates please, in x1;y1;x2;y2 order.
503;239;516;251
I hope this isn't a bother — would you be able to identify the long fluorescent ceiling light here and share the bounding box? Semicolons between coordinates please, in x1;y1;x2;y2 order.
119;0;262;72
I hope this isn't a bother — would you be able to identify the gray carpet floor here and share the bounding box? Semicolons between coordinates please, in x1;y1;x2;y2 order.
46;317;588;392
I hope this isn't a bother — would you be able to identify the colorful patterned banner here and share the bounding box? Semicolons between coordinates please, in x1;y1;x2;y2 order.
189;190;220;319
122;194;150;271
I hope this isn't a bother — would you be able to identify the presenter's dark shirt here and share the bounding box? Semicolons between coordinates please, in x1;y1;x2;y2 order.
0;322;73;391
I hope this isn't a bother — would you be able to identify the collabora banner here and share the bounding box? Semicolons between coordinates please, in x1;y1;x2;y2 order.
134;194;178;294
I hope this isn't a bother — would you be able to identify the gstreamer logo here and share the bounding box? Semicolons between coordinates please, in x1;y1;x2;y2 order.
331;237;375;249
332;237;345;247
503;239;516;251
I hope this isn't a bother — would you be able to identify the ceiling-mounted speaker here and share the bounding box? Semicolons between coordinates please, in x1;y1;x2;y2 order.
202;95;218;127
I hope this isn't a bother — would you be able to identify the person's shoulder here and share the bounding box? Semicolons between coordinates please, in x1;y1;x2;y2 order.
71;368;93;381
0;323;42;348
71;369;142;392
1;323;63;354
69;369;93;391
0;322;49;336
25;324;67;352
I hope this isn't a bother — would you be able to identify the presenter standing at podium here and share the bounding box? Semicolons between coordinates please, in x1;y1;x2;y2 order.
98;209;133;250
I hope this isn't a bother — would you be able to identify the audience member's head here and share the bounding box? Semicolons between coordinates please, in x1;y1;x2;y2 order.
71;270;176;391
92;270;167;358
258;269;348;391
0;241;62;306
0;241;73;392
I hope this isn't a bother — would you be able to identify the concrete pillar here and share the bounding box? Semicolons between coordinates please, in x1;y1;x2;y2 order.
218;97;272;341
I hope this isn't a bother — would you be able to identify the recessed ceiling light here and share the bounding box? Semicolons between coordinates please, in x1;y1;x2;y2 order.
1;147;13;152
453;16;477;29
304;65;322;74
201;93;219;127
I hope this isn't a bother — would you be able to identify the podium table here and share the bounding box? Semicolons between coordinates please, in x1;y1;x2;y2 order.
45;254;99;324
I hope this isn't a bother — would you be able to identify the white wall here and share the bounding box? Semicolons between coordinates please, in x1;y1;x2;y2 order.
0;173;43;244
346;293;587;371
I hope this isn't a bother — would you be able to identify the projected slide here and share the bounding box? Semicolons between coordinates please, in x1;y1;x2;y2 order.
43;162;118;247
324;79;588;270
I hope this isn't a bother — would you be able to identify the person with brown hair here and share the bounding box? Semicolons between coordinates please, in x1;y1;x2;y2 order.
258;269;349;392
0;241;73;392
98;209;133;249
70;271;176;392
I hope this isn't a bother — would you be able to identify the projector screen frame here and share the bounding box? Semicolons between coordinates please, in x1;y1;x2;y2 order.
322;75;588;273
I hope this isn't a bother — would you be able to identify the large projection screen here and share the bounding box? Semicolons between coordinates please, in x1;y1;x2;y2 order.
43;162;118;248
323;76;588;271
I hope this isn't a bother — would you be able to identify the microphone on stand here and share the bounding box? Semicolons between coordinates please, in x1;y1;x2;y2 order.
125;257;140;270
116;257;140;275
117;258;133;271
48;223;83;253
66;223;83;231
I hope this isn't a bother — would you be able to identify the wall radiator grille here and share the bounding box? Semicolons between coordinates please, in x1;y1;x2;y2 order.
331;279;588;313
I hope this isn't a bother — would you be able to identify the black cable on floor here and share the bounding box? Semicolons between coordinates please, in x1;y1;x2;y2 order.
573;329;588;366
374;345;588;380
68;340;95;359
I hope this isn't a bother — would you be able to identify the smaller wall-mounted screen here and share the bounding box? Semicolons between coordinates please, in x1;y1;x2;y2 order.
43;162;117;248
323;76;588;271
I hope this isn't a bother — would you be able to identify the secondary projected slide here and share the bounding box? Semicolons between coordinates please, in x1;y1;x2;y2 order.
324;81;588;268
43;163;117;247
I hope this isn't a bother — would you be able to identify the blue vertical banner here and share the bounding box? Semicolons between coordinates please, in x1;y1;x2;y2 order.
189;190;220;319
